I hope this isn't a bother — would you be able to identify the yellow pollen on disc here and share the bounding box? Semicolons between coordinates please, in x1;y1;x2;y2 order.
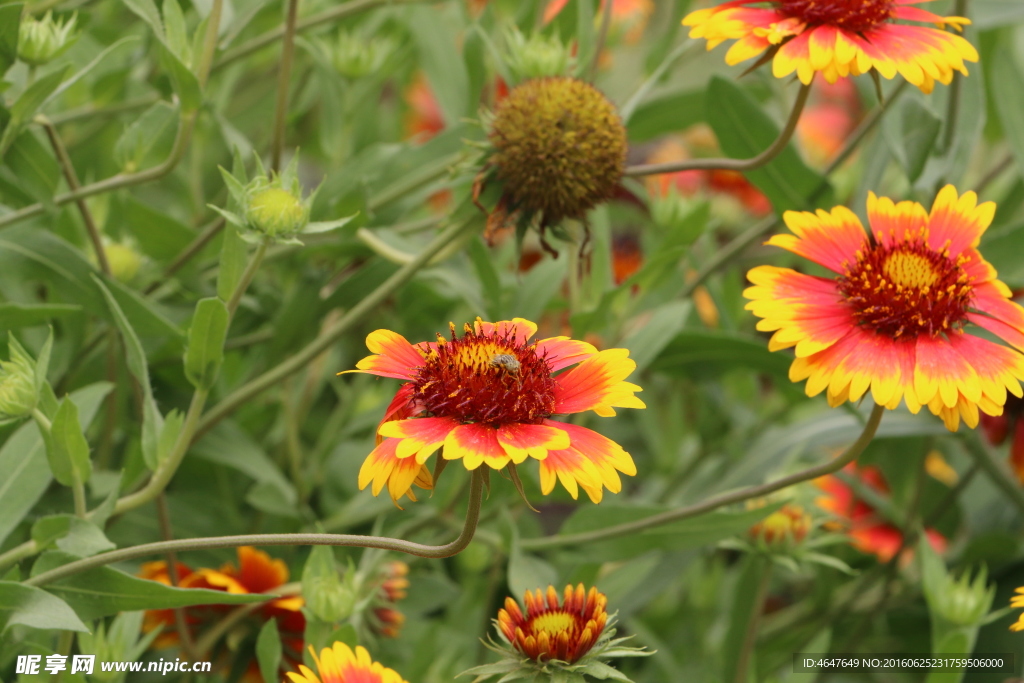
531;612;575;635
882;251;939;290
443;341;510;373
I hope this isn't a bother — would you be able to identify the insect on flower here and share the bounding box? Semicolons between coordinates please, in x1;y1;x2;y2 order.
489;353;521;374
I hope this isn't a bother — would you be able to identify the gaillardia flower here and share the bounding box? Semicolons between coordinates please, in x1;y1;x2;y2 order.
342;318;643;504
745;186;1024;431
478;77;626;247
1009;588;1024;632
288;642;408;683
683;0;977;93
463;584;649;681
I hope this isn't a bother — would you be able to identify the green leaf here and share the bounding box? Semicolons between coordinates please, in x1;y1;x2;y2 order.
31;515;114;557
46;396;93;487
192;421;297;504
507;548;557;601
122;0;165;40
405;5;469;124
6;129;61;203
648;330;793;381
217;225;248;302
162;0;191;64
120;196;197;261
512;257;567;323
0;581;88;636
31;551;266;621
705;77;832;211
468;236;502;320
991;36;1024;178
183;297;229;389
114;101;178;172
721;556;771;683
0;383;111;546
0;67;70;160
885;97;941;183
256;619;282;683
619;301;691;374
0;4;21;77
91;274;164;470
0;303;79;330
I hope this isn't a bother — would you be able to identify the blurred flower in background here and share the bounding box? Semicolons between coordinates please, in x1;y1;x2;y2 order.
980;395;1024;485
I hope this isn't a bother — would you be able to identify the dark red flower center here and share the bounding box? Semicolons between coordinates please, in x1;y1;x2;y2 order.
411;323;556;425
838;237;974;340
778;0;893;32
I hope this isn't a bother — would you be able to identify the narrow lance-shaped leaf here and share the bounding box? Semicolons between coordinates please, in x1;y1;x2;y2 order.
45;397;92;487
184;297;229;390
256;619;282;683
0;581;89;636
0;4;22;77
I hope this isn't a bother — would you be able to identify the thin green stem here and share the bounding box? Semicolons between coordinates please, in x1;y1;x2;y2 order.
26;470;484;587
960;431;1024;517
47;95;159;126
156;493;200;662
71;475;87;519
110;388;209;517
32;407;53;432
195;215;480;439
271;0;300;173
214;0;426;70
195;0;224;89
620;40;698;124
521;403;885;551
39;116;109;275
144;217;226;295
734;560;773;683
0;540;40;572
625;83;812;177
227;240;269;318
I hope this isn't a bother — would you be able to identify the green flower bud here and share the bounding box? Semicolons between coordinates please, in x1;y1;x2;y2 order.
302;546;356;623
0;335;40;420
245;186;309;238
650;189;706;245
330;31;395;79
505;28;573;82
18;11;77;67
930;566;994;627
104;243;143;283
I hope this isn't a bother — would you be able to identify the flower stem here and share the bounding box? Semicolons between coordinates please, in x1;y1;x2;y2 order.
733;559;772;683
624;82;812;177
195;215;480;439
38;116;109;275
521;403;885;551
587;0;613;83
26;470;484;588
227;240;269;318
271;0;300;173
110;388;209;517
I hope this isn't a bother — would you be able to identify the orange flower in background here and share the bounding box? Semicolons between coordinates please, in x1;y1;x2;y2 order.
683;0;977;94
745;187;1024;431
342;318;644;504
545;0;654;43
612;232;643;285
749;503;812;545
796;79;861;167
288;642;409;683
140;547;304;661
981;395;1024;485
816;464;946;563
368;561;409;639
646;131;772;216
498;584;608;664
404;73;445;142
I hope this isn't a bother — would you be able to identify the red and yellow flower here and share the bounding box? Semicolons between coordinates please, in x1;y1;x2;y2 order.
683;0;977;93
1010;588;1024;632
287;642;409;683
749;503;812;546
816;464;946;563
343;318;644;504
744;186;1024;431
498;584;608;664
140;547;305;677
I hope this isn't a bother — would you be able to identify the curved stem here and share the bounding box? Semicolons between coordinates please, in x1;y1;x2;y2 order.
679;82;906;300
521;403;885;551
271;0;300;173
624;83;812;177
26;470;484;588
110;388;209;516
194;215;480;439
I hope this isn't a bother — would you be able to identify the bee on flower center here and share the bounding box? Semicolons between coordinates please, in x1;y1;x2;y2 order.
489;354;521;374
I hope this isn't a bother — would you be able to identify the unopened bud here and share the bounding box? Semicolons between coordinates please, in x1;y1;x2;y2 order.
18;12;77;67
330;31;395;79
0;335;40;420
749;504;811;548
505;29;573;82
104;243;142;283
245;187;308;238
301;546;355;623
650;190;706;245
932;566;994;627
